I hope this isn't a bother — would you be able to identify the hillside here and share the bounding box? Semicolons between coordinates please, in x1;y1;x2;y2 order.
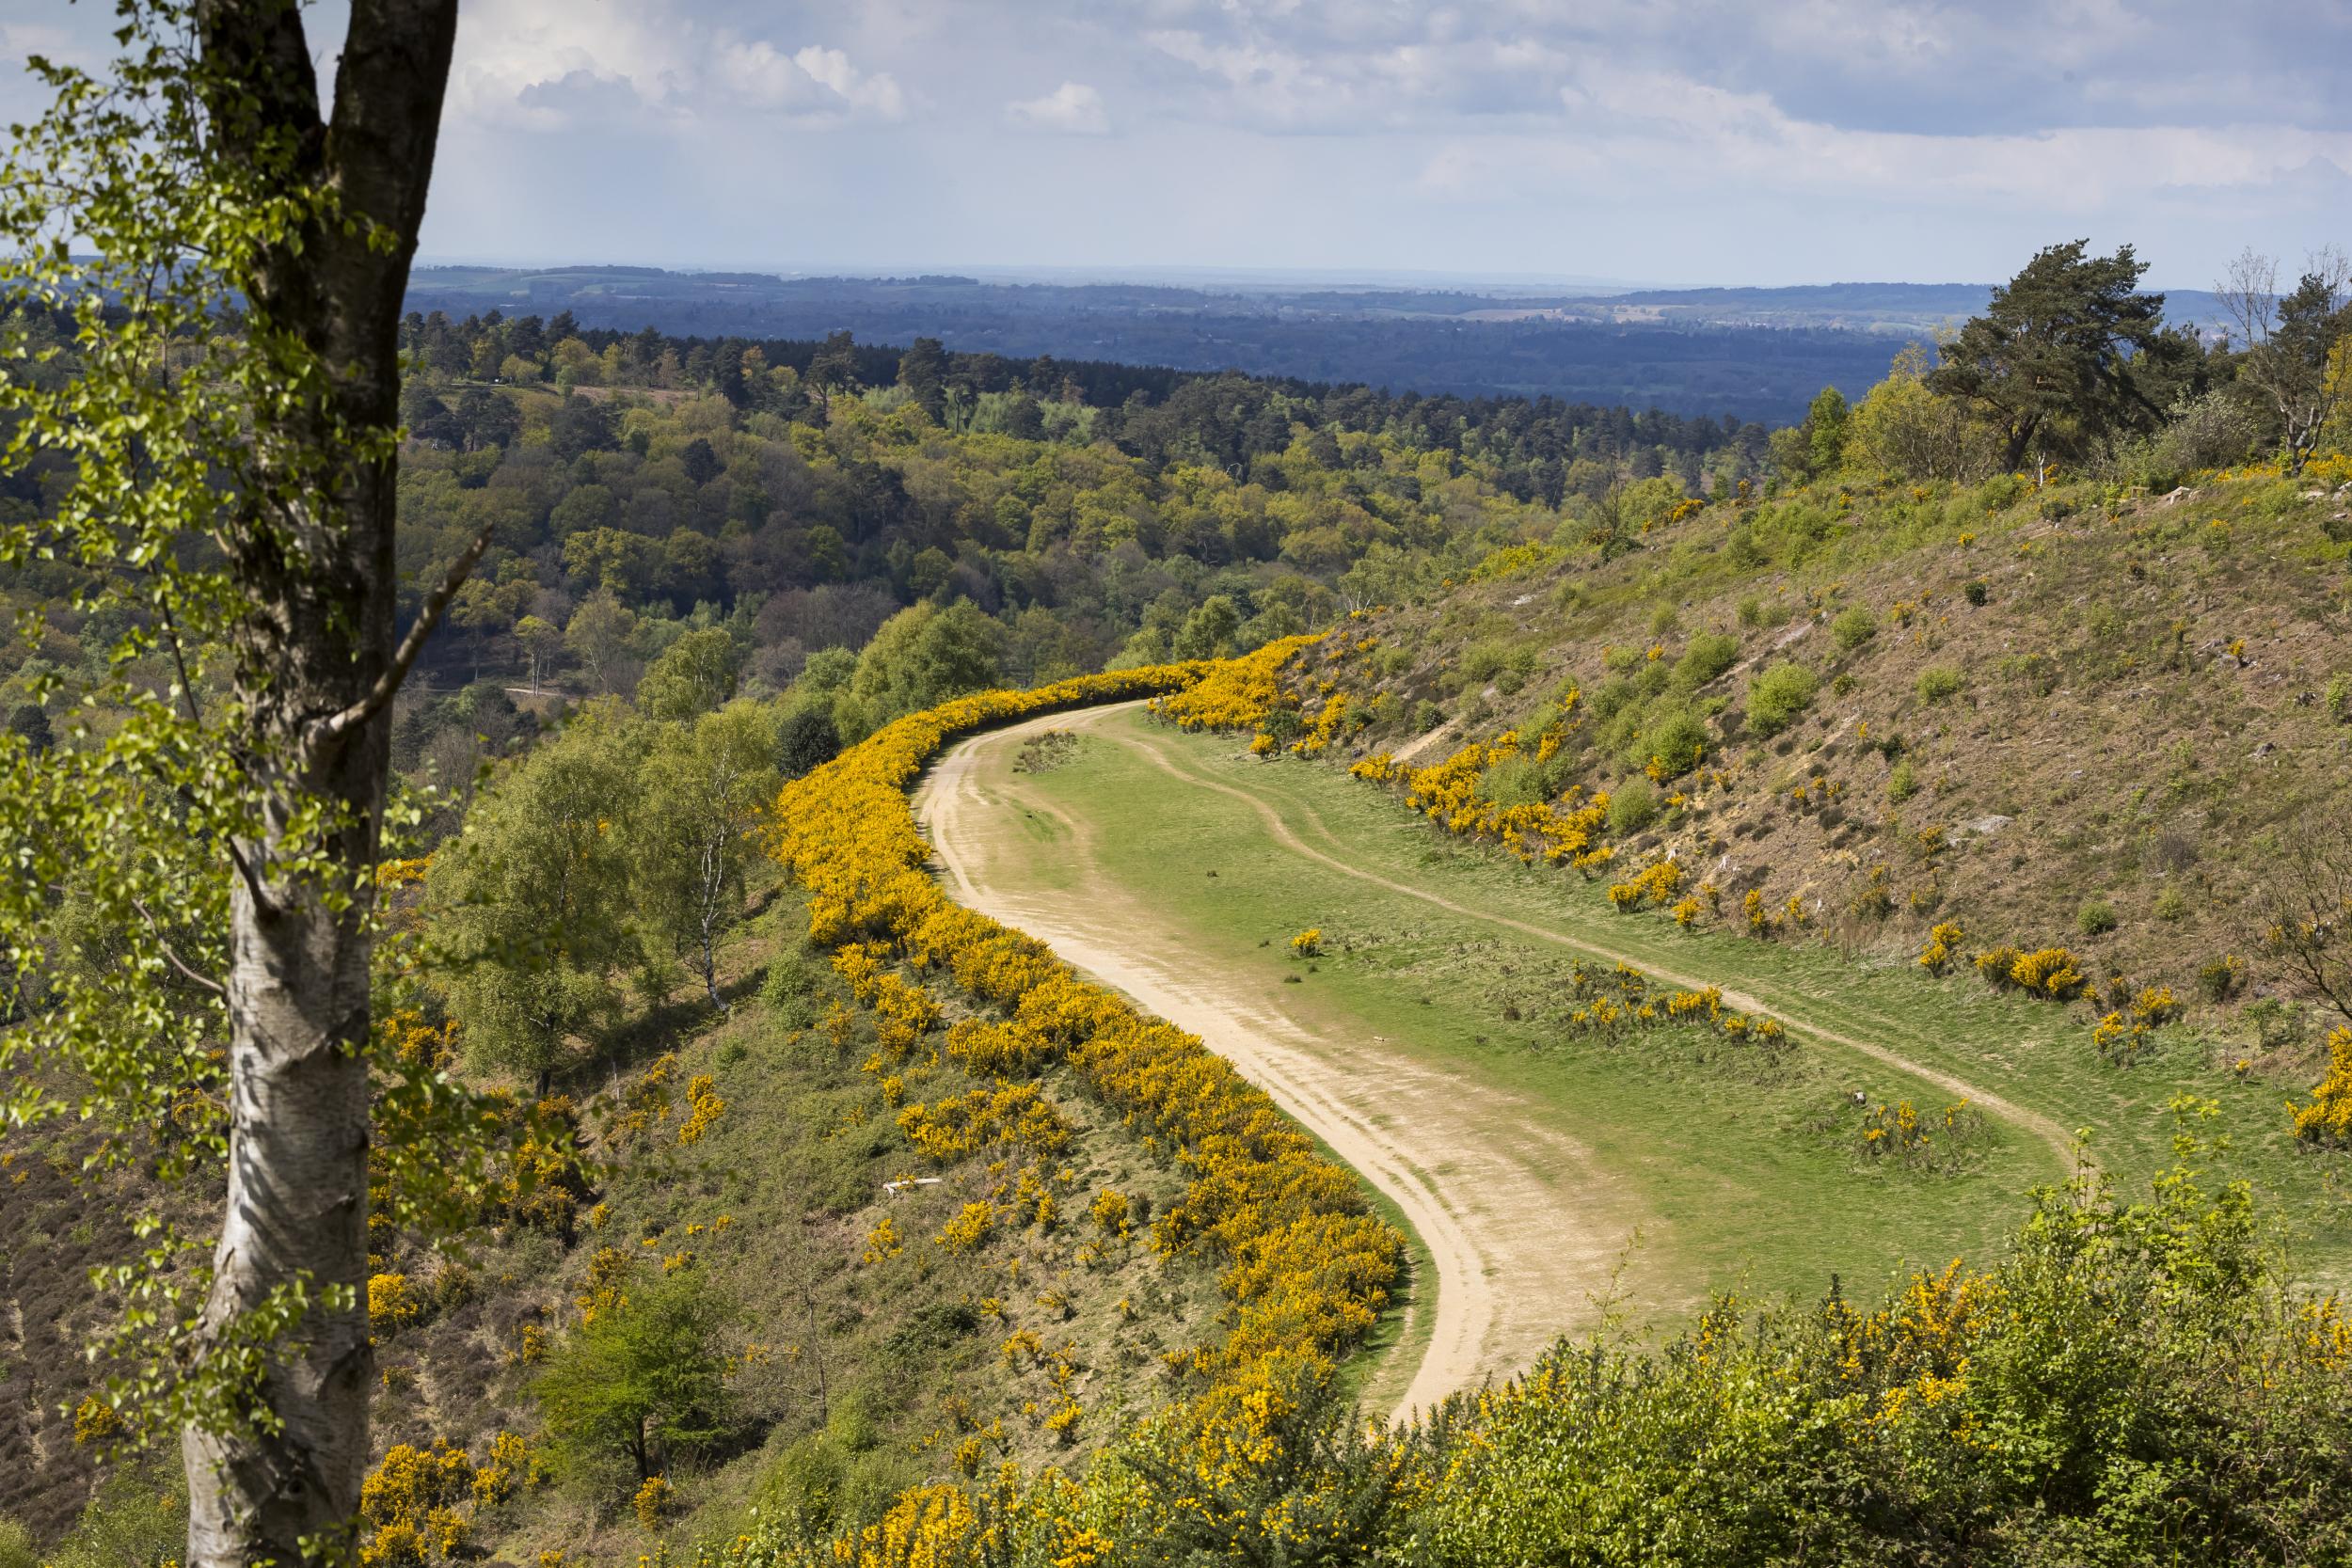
1247;460;2352;1148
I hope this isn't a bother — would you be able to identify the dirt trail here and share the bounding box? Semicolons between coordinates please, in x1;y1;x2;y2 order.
1090;709;2077;1171
917;711;1645;1425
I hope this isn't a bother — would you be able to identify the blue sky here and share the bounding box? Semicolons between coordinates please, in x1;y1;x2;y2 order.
4;0;2347;288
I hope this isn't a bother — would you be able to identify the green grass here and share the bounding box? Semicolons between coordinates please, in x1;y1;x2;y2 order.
1010;710;2352;1305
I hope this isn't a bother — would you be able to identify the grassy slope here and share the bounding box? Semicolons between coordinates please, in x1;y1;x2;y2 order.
1009;710;2352;1308
1;877;1226;1559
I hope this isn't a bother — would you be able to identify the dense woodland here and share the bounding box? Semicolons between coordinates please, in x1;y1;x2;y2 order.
399;267;1930;424
30;238;2332;822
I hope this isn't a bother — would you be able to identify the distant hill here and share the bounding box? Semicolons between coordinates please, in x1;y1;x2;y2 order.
1513;280;2236;338
402;267;1921;424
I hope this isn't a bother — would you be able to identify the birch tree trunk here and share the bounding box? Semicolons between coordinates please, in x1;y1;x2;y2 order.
182;4;460;1562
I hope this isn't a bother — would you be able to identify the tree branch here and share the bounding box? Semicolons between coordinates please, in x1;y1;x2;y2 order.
132;897;230;1000
309;516;494;750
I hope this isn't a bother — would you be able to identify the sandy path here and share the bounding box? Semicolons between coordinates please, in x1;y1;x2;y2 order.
1094;712;2077;1171
917;711;1643;1424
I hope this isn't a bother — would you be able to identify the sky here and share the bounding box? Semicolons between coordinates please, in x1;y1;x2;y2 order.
3;0;2348;289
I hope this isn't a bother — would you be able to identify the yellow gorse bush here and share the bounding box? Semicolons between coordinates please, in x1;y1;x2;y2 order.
1354;720;1613;869
897;1082;1072;1164
2292;1026;2352;1146
1918;921;1964;974
763;653;1405;1562
1152;636;1320;741
1561;959;1788;1047
1975;942;2088;1001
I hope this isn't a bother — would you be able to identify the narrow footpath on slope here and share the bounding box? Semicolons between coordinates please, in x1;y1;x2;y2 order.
1096;712;2079;1171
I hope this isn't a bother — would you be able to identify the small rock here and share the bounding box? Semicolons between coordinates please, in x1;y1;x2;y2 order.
1961;815;2013;839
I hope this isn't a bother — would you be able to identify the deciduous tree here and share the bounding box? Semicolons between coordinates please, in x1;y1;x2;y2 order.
0;3;473;1560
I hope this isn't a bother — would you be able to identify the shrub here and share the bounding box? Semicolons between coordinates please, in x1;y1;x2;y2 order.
535;1266;736;1484
1636;707;1710;780
2010;947;2089;1000
1290;928;1322;958
1973;944;2023;989
1963;579;1989;607
1918;922;1965;974
1477;753;1551;807
1671;633;1740;690
1916;665;1965;705
2328;673;2352;722
2154;886;2187;922
2292;1026;2352;1144
1745;662;1819;736
370;1273;424;1334
2198;953;2247;1003
1607;780;1657;835
1887;757;1918;802
1830;605;1879;651
2077;901;2118;937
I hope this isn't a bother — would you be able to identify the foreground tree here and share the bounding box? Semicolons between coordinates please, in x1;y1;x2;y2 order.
0;5;471;1561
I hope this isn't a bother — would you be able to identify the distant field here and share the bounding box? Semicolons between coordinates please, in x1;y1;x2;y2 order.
930;705;2352;1393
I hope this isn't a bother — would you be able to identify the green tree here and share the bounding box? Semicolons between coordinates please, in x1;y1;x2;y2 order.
1847;343;1997;482
777;705;843;779
1173;594;1244;660
565;590;639;694
633;626;741;723
896;337;949;422
1804;386;1850;474
515;614;564;692
1927;240;2173;470
0;5;481;1560
426;709;639;1088
808;329;859;413
628;702;779;1008
2218;246;2352;473
535;1267;737;1485
840;602;1004;740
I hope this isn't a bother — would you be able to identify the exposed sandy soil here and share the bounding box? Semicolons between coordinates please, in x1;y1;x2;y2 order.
917;705;1645;1423
915;701;2074;1420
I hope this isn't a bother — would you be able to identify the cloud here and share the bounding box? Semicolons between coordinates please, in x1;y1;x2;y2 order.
787;45;908;119
444;0;904;131
1006;81;1109;135
1394;61;2352;217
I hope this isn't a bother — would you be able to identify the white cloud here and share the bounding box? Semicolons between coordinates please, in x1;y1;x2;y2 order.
444;0;903;131
1006;81;1109;135
789;45;908;119
1401;63;2352;214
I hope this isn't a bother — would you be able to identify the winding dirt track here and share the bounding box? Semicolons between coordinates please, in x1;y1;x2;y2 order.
914;702;2075;1421
917;708;1644;1424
